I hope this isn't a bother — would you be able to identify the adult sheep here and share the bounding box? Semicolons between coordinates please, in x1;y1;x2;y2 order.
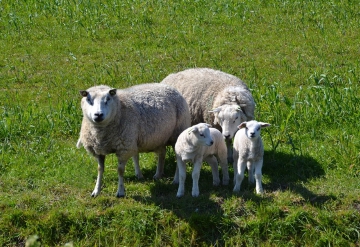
77;84;191;198
161;68;256;163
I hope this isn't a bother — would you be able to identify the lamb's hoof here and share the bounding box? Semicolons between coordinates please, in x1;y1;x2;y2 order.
172;180;179;185
176;194;183;198
91;191;100;197
153;174;163;180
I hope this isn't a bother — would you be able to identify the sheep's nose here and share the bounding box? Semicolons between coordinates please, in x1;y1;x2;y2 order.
210;141;214;145
94;113;104;122
250;132;255;137
224;135;231;139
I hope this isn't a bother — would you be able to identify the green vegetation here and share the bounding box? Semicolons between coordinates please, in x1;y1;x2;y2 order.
1;0;359;246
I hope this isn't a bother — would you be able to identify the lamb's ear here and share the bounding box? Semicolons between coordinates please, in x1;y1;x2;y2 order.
80;90;88;97
109;89;117;96
260;122;271;128
206;124;212;128
188;126;198;135
238;122;247;129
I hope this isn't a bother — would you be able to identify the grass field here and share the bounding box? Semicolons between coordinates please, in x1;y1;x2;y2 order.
1;0;360;246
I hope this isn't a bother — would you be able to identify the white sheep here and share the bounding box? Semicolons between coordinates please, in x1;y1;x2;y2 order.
232;120;271;194
173;123;230;198
77;84;191;198
160;68;255;163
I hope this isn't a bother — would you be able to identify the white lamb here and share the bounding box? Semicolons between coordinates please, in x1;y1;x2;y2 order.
232;120;271;194
173;123;230;198
77;84;190;198
160;68;255;163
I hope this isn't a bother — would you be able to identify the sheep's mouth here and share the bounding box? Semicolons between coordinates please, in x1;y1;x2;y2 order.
93;117;104;123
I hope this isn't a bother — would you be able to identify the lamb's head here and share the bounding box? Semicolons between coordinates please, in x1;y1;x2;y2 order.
80;85;118;125
188;123;213;146
209;105;247;140
238;120;271;140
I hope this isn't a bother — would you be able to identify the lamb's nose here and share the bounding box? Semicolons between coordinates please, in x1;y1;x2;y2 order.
224;135;231;139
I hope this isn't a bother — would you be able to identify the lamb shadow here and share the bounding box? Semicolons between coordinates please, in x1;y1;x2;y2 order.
131;149;331;245
262;150;330;204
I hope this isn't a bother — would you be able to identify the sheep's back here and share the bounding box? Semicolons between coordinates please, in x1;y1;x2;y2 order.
161;68;251;126
123;83;190;150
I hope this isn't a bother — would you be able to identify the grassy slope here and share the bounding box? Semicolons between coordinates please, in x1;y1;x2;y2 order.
0;0;359;246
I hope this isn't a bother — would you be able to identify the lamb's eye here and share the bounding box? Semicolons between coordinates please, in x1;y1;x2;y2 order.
199;134;205;137
257;127;260;131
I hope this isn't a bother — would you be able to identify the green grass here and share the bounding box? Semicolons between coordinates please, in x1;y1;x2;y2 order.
1;0;359;246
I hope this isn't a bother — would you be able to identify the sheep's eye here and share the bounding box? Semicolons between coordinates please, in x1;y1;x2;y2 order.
86;97;93;105
257;127;260;131
199;134;205;137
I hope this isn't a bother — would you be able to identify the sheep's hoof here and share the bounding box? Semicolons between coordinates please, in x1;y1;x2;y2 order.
116;193;125;198
172;180;179;185
176;194;183;198
91;191;99;197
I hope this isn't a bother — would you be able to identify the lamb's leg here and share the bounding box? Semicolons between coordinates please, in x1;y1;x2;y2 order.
247;161;255;184
204;155;220;186
232;149;239;185
191;159;203;197
132;154;143;179
254;159;264;194
225;138;234;164
176;158;186;198
92;155;105;197
116;159;128;198
153;146;166;179
233;159;246;192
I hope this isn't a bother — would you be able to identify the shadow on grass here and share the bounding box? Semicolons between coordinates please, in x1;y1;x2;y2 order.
131;150;331;245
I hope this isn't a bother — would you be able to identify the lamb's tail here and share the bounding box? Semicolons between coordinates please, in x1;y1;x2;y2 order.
76;138;83;148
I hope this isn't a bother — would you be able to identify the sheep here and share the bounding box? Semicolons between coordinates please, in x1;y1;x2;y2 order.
232;120;271;194
160;68;256;163
173;123;230;198
77;84;191;198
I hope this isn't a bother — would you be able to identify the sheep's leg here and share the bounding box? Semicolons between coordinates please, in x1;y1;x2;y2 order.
132;154;143;179
233;159;246;192
225;138;234;164
176;158;186;198
247;161;255;184
254;159;264;194
116;159;128;198
153;146;166;179
172;165;179;184
191;158;203;197
204;155;220;186
92;155;105;197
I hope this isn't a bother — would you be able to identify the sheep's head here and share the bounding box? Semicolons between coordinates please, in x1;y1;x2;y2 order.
188;123;213;146
80;85;117;125
209;104;247;140
238;120;271;139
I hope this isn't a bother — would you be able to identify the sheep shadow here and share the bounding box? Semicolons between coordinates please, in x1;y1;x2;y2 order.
131;149;330;245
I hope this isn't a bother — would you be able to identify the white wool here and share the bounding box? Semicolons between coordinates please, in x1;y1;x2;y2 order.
173;123;229;197
77;84;190;198
161;68;255;163
232;120;271;194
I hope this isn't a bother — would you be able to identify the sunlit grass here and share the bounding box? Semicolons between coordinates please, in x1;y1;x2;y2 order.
0;0;359;246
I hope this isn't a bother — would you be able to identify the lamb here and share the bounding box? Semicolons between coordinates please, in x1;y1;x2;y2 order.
160;68;256;163
173;123;230;198
232;120;271;194
77;84;191;198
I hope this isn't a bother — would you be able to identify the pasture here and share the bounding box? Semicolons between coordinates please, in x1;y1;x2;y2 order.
0;0;359;246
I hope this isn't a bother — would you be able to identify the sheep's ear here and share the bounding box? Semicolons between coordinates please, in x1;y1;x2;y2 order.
206;123;212;128
260;122;271;128
238;122;247;129
208;107;221;113
80;90;88;97
109;89;117;96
